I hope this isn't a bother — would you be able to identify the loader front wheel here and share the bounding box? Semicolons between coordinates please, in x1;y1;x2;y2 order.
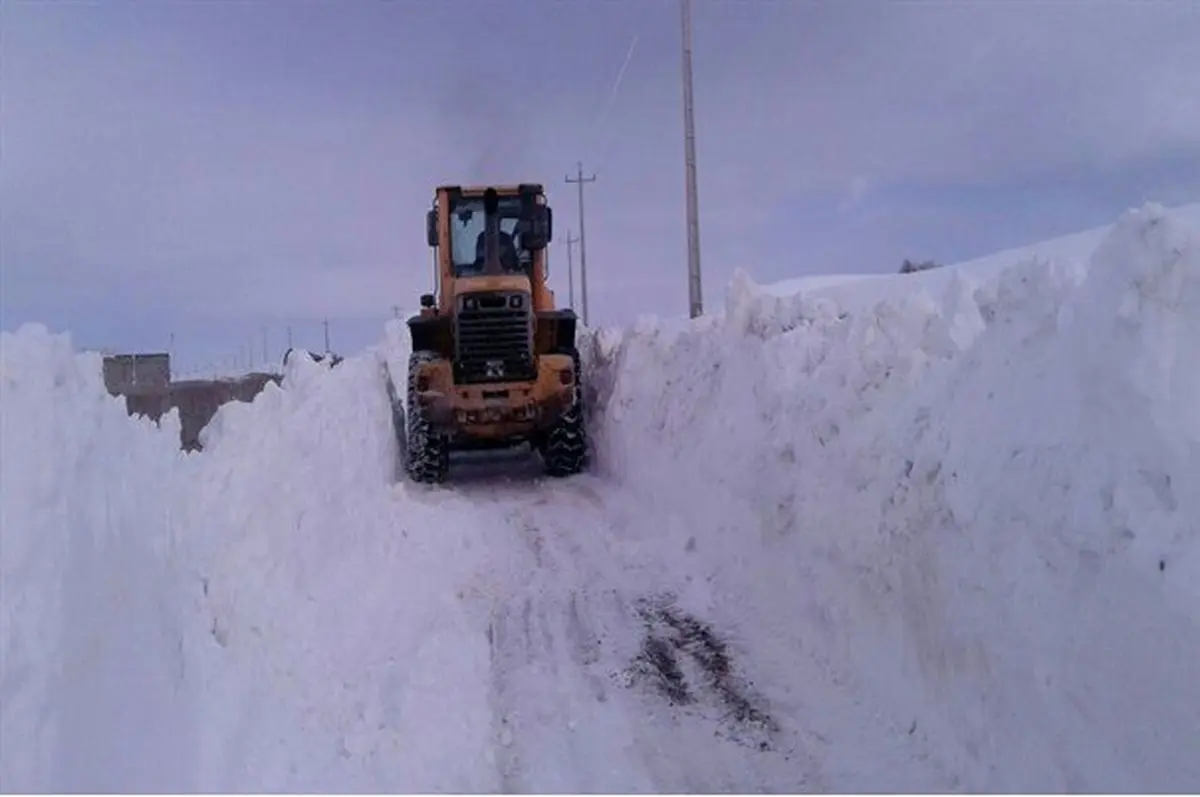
539;347;587;478
405;350;449;484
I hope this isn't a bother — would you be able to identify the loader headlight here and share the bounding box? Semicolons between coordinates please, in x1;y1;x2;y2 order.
508;293;524;309
463;296;479;311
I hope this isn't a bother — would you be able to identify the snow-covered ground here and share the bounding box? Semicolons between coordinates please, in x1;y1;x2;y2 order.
2;201;1198;792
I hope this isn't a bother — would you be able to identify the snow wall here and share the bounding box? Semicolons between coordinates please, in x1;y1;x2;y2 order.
1;322;524;791
2;201;1198;791
1;330;191;791
580;202;1200;791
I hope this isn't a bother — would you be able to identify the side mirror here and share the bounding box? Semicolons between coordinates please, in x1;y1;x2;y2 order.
420;293;435;308
519;205;553;251
426;210;438;248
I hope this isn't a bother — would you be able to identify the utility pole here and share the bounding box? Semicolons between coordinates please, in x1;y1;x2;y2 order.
323;319;331;353
565;162;596;326
681;0;703;318
287;325;294;349
565;230;579;309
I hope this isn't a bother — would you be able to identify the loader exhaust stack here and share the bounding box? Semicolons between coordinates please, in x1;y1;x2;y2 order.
482;187;502;276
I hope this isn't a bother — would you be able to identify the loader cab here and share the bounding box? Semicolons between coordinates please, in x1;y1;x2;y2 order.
453;203;529;277
425;184;554;312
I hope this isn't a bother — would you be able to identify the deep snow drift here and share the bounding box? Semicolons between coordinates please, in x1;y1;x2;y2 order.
583;201;1200;790
2;201;1198;792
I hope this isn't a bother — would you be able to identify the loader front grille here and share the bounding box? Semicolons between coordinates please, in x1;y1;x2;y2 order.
454;291;534;384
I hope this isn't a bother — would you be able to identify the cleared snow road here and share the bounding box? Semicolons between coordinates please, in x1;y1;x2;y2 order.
401;450;955;793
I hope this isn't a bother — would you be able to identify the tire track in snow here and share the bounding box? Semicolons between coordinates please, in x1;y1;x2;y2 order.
484;599;523;792
534;481;828;791
478;486;639;792
435;468;642;792
445;463;826;792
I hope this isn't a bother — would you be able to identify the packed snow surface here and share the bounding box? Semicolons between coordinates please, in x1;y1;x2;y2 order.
2;202;1198;792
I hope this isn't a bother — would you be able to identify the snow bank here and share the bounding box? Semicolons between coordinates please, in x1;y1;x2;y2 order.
1;325;192;791
173;340;508;791
1;323;506;791
582;202;1200;791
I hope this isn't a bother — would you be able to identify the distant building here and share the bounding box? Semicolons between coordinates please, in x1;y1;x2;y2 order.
101;352;171;396
100;350;281;451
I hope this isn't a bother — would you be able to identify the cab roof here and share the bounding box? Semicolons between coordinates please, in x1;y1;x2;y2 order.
434;183;545;197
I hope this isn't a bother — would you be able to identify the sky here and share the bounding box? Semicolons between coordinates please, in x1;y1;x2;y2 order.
3;0;1199;375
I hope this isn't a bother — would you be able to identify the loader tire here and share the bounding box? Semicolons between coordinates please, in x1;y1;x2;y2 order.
405;350;449;484
540;346;587;478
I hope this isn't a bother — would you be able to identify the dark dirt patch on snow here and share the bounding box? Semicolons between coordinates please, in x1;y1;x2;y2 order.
625;594;779;751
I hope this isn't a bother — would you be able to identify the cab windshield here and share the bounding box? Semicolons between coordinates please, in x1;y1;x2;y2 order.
449;196;533;277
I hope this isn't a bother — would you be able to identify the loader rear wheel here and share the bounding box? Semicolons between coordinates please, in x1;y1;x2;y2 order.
539;346;587;478
405;350;448;484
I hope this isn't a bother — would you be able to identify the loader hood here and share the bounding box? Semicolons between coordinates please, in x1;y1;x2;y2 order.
450;274;532;300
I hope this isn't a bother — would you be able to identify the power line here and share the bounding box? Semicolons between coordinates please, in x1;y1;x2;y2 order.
681;0;703;318
565;230;579;309
564;162;596;326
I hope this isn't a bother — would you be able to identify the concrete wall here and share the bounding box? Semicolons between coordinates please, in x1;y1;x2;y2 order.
169;373;281;450
103;353;171;396
108;364;281;451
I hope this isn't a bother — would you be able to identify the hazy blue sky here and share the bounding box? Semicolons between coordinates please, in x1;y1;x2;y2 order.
3;0;1198;374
